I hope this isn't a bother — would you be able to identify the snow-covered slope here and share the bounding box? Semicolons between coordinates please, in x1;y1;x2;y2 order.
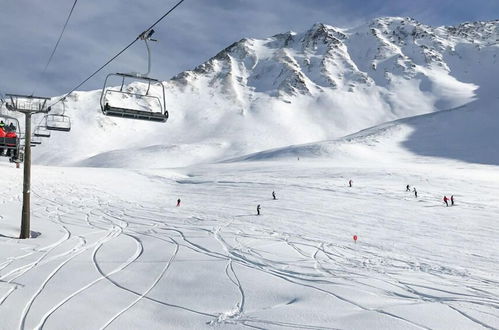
1;148;498;328
231;97;499;166
24;17;499;168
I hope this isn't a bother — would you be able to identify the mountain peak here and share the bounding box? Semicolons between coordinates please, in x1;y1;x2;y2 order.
303;22;347;43
170;16;496;99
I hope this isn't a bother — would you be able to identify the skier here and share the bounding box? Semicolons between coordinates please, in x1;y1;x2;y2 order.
257;204;261;215
406;184;410;192
450;195;454;206
443;196;449;207
349;179;353;187
272;191;276;200
176;198;181;207
413;187;418;198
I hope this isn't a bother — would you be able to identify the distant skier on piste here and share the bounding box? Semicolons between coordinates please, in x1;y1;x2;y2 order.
406;184;410;192
257;204;261;215
349;179;353;187
272;191;277;200
176;198;181;207
413;187;418;198
451;195;454;206
443;196;449;207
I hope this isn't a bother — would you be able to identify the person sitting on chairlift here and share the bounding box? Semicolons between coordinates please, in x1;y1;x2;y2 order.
0;126;5;155
5;130;17;139
4;123;14;133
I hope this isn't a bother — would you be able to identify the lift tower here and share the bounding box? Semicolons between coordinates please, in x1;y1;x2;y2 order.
5;94;50;239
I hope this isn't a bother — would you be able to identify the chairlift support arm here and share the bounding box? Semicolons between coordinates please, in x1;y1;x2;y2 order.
136;29;157;78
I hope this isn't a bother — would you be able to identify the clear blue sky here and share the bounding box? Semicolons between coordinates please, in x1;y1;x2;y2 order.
0;0;497;96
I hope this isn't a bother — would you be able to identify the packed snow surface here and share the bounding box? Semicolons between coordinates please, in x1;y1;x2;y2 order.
0;144;498;328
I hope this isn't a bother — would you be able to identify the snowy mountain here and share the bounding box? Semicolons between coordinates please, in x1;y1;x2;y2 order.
17;17;499;168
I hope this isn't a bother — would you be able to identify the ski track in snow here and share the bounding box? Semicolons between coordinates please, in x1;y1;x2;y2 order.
0;161;497;329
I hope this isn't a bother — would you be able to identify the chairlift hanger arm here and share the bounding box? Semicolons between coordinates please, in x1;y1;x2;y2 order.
139;28;155;41
144;39;152;77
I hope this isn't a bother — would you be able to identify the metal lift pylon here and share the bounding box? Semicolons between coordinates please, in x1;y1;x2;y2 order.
5;94;51;239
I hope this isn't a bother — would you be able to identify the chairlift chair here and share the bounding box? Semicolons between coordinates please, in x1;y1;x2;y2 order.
0;114;20;158
100;73;168;122
45;114;71;132
31;136;42;145
100;29;168;123
45;97;71;132
34;125;51;138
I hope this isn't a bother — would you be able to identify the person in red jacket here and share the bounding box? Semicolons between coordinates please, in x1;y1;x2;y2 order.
0;126;6;156
5;130;17;157
443;196;449;207
5;131;16;138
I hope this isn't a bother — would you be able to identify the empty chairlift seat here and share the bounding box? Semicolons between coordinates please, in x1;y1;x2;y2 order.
45;114;71;132
100;73;168;122
34;125;51;138
31;136;42;145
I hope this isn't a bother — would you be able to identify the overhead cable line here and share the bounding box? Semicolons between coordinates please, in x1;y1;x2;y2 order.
48;0;186;108
33;0;79;95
